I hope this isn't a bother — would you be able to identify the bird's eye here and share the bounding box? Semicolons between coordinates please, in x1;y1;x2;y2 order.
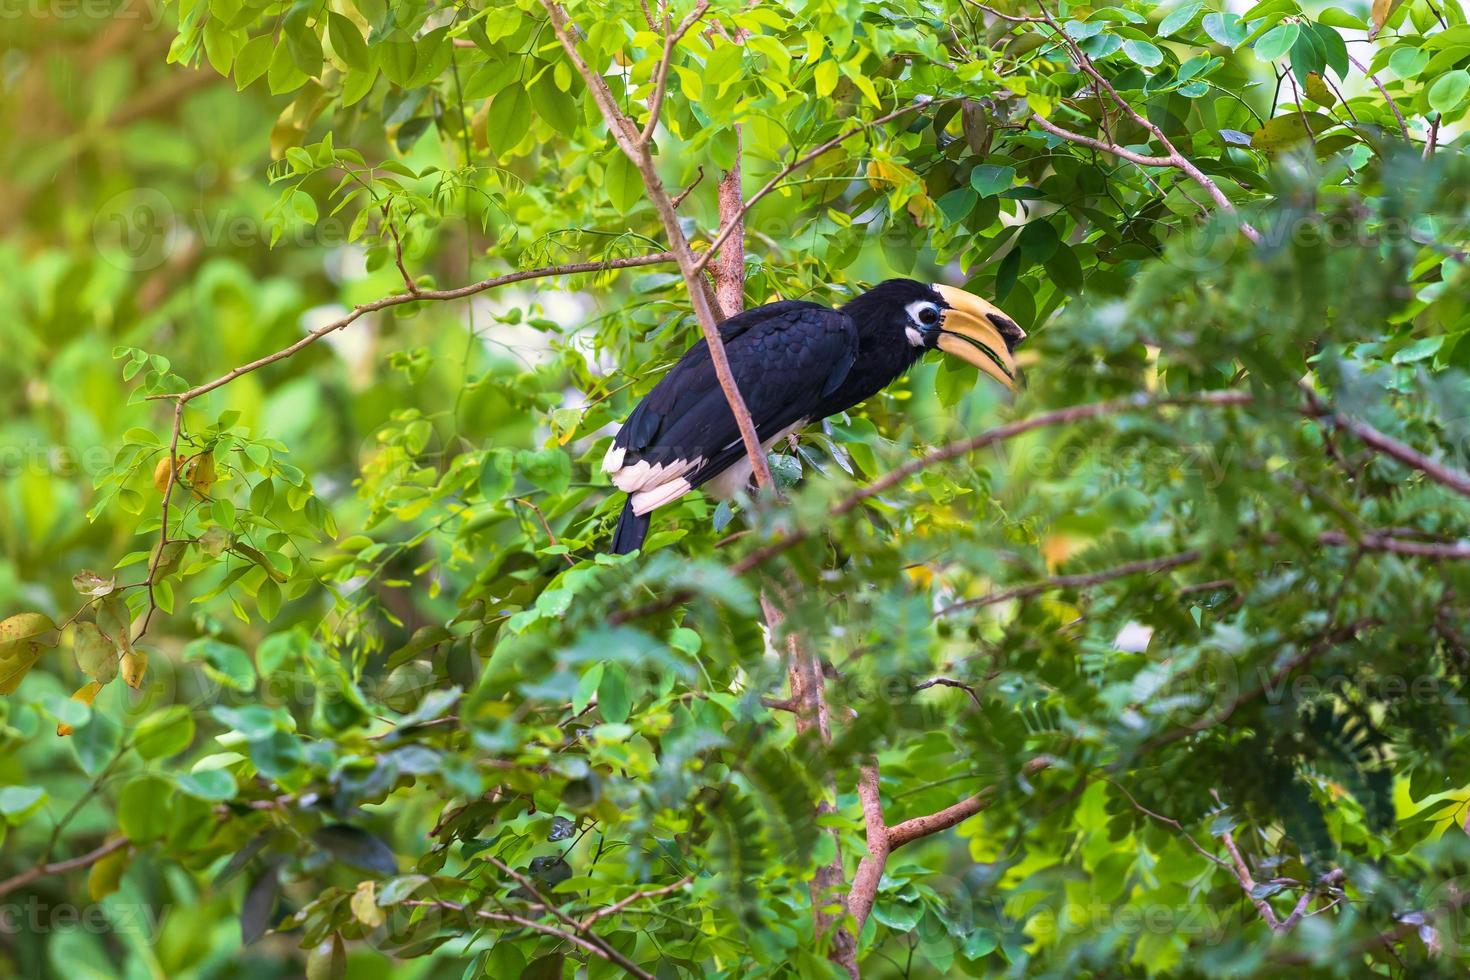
918;306;939;325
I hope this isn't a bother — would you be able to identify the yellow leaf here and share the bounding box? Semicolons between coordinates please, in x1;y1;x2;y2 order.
121;650;149;690
1304;72;1336;107
0;613;58;695
153;454;181;493
1369;0;1405;40
186;453;217;498
87;841;132;901
351;880;385;928
814;59;837;97
57;681;103;737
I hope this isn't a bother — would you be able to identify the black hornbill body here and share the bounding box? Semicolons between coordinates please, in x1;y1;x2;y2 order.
605;279;1025;553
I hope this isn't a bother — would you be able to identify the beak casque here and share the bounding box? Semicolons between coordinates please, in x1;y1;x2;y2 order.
932;284;1026;389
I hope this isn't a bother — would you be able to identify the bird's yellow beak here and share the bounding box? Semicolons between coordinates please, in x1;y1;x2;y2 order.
933;284;1026;390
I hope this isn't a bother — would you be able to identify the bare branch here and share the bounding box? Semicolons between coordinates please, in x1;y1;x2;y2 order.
731;391;1253;574
940;548;1203;615
1303;389;1470;499
1030;113;1175;167
407;899;654;980
713;127;745;319
1209;805;1282;931
1103;776;1229;869
159;252;680;406
640;1;712;145
579;876;695;929
1348;53;1412;143
0;838;130;900
915;676;983;708
843;763;889;955
540;0;772;491
1029;2;1261;243
691;100;942;276
964;0;1046;22
383;203;419;294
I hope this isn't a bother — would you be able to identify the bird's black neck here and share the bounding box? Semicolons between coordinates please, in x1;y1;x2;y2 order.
812;289;926;418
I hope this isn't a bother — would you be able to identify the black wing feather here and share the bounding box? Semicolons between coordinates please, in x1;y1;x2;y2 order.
610;301;857;489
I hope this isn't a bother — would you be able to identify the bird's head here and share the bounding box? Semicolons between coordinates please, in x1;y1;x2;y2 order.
845;279;1026;389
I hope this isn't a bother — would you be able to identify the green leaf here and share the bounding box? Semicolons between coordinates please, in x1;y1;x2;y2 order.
1159;3;1203;37
486;84;532;156
598;663;631;724
531;76;579;137
0;785;47;823
135;705;195;761
234;35;272;90
969;164;1015;197
1122;39;1163;67
1202;11;1246;47
517;448;571;496
606;153;642;212
74;622;118;684
312;824;398;875
1254;23;1299;62
176;769;238;801
1428;70;1470;113
328;12;371;72
478;449;515;501
184;637;257;691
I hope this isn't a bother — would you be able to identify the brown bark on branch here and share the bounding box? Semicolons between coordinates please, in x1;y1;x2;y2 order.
691;100;942;277
539;0;773;492
1027;3;1261;243
0;837;130;900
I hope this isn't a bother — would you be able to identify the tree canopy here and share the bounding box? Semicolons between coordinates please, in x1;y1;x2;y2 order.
3;0;1470;976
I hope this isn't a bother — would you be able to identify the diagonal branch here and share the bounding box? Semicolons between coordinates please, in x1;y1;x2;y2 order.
541;0;772;490
691;100;942;276
1028;2;1261;243
639;0;712;145
1347;53;1412;143
131;250;682;640
408;898;653;979
0;837;130;900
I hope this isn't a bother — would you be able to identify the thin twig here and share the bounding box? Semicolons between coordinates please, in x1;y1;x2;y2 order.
940;548;1203;614
914;676;983;709
0;838;130;900
1029;2;1260;243
1348;53;1412;143
407;898;653;979
541;0;772;490
639;1;712;145
579;876;695;928
691;100;942;276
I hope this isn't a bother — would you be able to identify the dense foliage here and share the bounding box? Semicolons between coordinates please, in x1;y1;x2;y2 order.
3;0;1470;976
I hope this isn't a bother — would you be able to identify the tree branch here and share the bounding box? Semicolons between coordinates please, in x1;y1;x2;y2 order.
843;763;889;957
408;898;654;980
0;837;130;900
1348;53;1412;143
939;548;1203;615
713;129;745;319
1030;2;1260;243
157;252;681;406
540;0;772;490
578;876;694;929
639;1;711;145
690;100;941;277
1219;824;1281;930
1030;113;1175;167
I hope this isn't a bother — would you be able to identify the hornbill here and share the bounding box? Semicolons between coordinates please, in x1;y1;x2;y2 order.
604;279;1025;554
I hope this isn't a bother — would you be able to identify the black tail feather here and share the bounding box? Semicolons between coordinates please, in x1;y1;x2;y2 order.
610;497;650;555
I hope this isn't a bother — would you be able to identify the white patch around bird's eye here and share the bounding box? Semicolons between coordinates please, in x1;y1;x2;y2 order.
904;300;942;340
